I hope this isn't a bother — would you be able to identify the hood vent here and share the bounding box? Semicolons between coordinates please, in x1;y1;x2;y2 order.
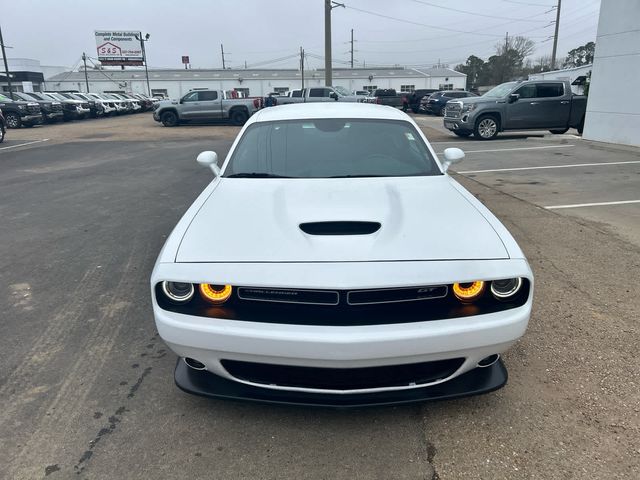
299;221;381;236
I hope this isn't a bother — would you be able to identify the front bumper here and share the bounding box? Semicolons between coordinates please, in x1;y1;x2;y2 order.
174;357;508;407
44;111;64;121
444;115;474;132
21;114;43;125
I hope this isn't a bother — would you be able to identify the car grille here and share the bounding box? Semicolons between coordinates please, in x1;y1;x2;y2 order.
221;358;464;390
445;103;462;118
82;102;89;109
236;285;447;306
52;104;62;112
27;105;40;114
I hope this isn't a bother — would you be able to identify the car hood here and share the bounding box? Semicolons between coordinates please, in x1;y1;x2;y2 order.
175;177;508;263
455;96;504;106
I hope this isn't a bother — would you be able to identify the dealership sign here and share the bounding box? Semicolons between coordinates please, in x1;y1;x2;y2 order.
95;31;143;66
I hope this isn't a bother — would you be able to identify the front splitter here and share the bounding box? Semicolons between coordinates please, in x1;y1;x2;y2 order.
174;359;508;407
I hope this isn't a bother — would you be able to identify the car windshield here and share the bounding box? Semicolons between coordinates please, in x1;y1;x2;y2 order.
333;86;350;96
45;93;66;101
483;82;518;98
223;119;441;178
14;92;35;102
0;93;13;101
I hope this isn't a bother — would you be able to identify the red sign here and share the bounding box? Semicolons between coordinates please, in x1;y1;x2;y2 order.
182;56;190;65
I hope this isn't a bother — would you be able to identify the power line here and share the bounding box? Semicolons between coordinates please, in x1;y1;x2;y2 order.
343;4;510;37
410;0;549;22
502;0;556;6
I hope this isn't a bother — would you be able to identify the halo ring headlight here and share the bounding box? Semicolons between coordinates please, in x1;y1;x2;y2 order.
490;278;523;299
452;281;485;302
200;284;233;304
162;281;195;303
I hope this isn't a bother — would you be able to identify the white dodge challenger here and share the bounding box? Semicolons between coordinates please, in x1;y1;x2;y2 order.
151;103;533;406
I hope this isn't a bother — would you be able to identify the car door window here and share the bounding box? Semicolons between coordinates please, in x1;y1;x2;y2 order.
536;83;564;98
199;91;218;101
513;84;536;99
182;92;199;102
309;88;331;98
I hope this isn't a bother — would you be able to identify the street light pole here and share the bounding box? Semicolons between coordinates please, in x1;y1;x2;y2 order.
136;33;151;96
0;24;14;99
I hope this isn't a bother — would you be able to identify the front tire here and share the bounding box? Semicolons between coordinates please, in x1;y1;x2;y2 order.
5;113;21;129
0;127;4;143
550;128;569;134
161;111;179;127
474;115;499;140
231;110;249;126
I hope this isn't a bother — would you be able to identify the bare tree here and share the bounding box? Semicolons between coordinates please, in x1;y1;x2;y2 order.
495;36;536;64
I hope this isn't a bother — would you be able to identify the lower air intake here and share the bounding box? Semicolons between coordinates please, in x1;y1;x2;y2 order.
221;358;464;391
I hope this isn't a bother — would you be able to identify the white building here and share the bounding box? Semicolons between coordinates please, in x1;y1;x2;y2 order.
44;67;466;99
583;0;639;147
528;64;592;95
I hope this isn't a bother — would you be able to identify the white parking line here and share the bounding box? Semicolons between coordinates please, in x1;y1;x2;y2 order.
545;200;640;210
438;144;575;155
0;139;50;151
458;160;640;174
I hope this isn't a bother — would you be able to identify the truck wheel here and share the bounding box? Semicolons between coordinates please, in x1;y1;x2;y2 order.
474;115;499;140
231;110;249;126
454;131;472;138
5;113;21;129
161;111;179;127
549;128;569;134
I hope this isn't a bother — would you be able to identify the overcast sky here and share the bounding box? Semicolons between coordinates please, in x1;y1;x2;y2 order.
1;0;601;70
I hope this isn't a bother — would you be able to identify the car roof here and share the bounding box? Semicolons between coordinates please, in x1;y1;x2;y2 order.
251;103;410;123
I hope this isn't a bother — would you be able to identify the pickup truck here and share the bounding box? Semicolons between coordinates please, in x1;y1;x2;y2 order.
13;91;64;123
363;89;409;111
0;93;43;128
153;89;259;126
275;86;360;105
443;79;587;140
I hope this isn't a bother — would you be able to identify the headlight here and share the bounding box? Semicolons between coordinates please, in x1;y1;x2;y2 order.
18;104;26;110
490;278;522;300
200;284;233;304
161;281;194;303
452;281;485;302
462;104;477;113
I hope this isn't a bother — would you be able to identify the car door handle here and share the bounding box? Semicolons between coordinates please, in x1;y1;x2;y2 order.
560;100;570;104
530;102;539;105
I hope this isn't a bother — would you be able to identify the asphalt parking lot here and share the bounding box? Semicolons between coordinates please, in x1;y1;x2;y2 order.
1;113;639;479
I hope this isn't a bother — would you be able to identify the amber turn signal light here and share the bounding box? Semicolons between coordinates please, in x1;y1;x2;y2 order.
452;281;485;302
199;284;233;304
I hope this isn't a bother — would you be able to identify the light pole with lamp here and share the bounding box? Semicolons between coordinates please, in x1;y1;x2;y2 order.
135;33;151;96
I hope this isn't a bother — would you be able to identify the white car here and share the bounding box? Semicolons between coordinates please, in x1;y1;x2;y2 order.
151;103;533;406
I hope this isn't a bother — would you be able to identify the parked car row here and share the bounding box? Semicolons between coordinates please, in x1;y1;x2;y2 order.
0;91;158;128
420;90;478;116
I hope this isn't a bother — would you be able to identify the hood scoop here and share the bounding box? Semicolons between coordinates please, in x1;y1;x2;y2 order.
299;221;381;236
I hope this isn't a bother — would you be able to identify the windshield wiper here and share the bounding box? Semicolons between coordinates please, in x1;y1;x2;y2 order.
329;174;388;178
226;173;292;178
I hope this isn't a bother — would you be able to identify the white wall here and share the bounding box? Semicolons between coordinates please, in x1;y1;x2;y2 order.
583;0;640;146
47;74;463;98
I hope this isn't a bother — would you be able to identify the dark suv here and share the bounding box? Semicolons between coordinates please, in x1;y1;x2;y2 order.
421;90;478;116
407;89;439;113
13;91;64;123
0;93;43;128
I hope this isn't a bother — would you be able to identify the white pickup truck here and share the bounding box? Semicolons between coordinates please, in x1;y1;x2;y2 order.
275;86;360;105
153;89;260;126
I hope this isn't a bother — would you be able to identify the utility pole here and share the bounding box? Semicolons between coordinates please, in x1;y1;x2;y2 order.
503;32;509;82
135;33;151;96
551;0;562;69
350;29;354;69
300;46;305;90
0;24;13;99
82;53;90;93
221;44;226;69
324;0;344;86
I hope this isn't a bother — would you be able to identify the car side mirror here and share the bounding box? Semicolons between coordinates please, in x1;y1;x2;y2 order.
196;151;220;177
330;92;338;100
508;93;519;103
442;148;465;173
